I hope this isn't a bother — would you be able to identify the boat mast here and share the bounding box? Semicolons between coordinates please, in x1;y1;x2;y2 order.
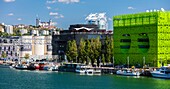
127;56;129;68
143;56;145;68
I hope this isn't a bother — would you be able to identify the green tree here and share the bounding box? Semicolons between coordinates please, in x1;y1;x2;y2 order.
94;37;101;67
101;54;105;65
105;36;113;63
110;37;114;63
13;28;22;36
66;40;78;62
1;52;7;58
89;38;97;66
24;53;30;59
85;40;91;65
78;38;86;63
1;32;9;37
89;37;101;66
66;40;72;62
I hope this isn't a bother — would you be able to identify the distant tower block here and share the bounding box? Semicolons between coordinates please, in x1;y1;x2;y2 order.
85;13;108;30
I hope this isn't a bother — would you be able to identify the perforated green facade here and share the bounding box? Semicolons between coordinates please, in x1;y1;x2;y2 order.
113;11;170;67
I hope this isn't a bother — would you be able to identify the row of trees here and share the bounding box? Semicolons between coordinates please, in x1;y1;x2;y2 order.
66;36;113;66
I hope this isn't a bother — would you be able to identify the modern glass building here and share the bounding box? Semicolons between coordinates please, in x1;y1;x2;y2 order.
113;11;170;67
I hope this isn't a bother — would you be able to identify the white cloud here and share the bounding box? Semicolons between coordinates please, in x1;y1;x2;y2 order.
47;6;52;10
49;12;59;16
3;0;15;2
128;6;135;10
60;14;64;18
17;18;22;21
7;13;14;16
49;12;64;19
46;0;57;4
54;14;64;19
52;22;58;25
58;0;80;4
108;18;112;21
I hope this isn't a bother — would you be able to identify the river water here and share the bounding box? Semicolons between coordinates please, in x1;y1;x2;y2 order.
0;68;170;89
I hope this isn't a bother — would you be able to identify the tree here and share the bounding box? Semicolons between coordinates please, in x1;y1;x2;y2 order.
105;36;113;63
78;38;86;63
66;40;72;62
90;39;95;66
13;27;22;36
66;40;78;62
24;53;30;59
71;40;78;62
1;52;7;58
89;37;101;67
94;37;101;67
0;32;9;37
101;54;105;65
85;40;91;65
110;37;114;63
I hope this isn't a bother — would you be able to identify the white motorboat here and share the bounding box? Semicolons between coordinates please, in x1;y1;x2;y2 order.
76;65;101;75
116;69;140;76
151;66;170;79
85;68;94;75
93;68;101;75
47;65;59;71
15;64;28;70
9;64;16;68
75;65;87;73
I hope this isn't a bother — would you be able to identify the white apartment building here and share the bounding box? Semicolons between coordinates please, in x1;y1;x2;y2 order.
5;25;13;34
0;36;52;60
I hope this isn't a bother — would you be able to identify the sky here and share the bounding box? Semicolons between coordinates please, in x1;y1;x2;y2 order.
0;0;170;30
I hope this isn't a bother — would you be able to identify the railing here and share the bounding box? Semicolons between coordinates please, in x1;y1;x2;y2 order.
60;31;113;35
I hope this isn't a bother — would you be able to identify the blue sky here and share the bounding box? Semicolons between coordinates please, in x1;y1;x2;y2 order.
0;0;170;30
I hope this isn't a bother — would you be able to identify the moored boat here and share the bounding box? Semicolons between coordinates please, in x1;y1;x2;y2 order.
47;65;59;71
15;64;28;70
34;63;40;70
27;63;36;70
75;65;86;73
151;66;170;79
85;68;94;75
93;68;101;75
116;69;140;76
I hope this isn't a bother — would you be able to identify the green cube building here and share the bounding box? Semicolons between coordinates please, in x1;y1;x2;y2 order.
113;11;170;67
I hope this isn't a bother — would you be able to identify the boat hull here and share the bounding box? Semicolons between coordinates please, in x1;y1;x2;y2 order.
151;72;170;79
75;70;86;73
116;70;140;76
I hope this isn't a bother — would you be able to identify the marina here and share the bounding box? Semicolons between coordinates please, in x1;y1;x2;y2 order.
0;0;170;89
0;60;163;77
0;68;170;89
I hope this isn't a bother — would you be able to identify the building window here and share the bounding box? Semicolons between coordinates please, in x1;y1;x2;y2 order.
120;39;131;42
120;45;130;49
